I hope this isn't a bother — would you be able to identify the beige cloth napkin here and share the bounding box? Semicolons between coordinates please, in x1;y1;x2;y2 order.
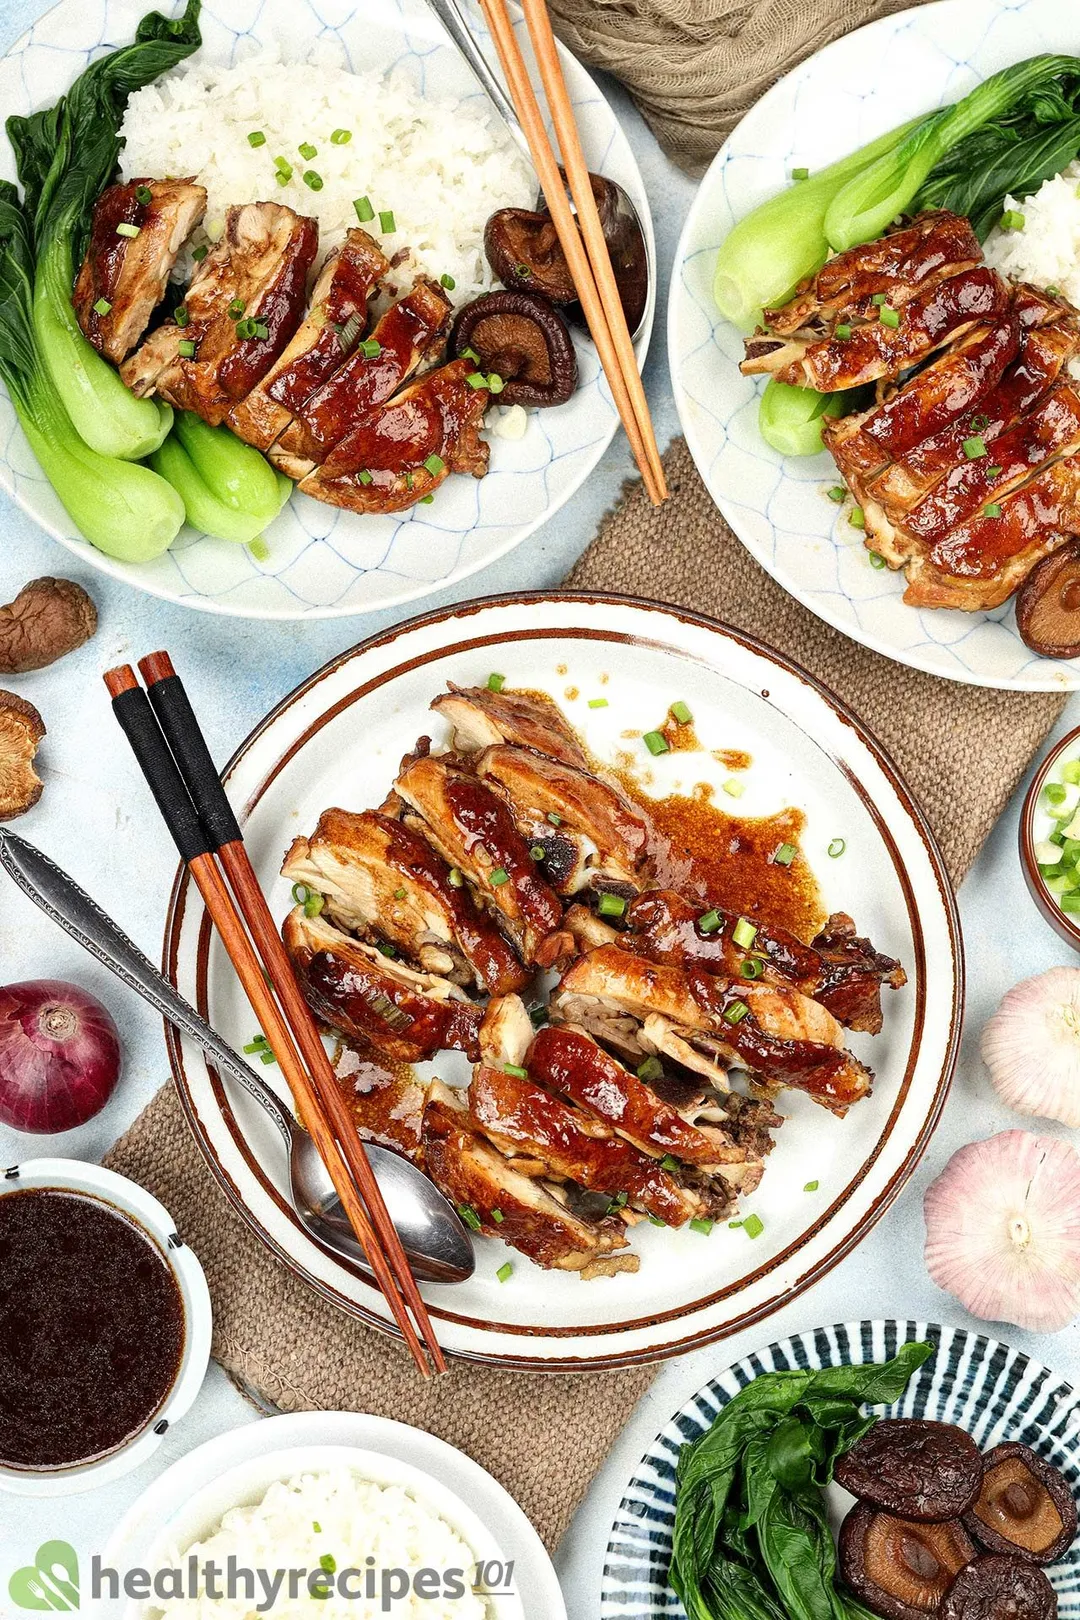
548;0;925;171
104;437;1066;1552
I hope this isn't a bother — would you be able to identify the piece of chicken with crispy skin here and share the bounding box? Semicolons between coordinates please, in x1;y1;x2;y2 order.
227;229;388;451
430;682;590;768
121;202;318;425
74;178;206;363
422;1082;638;1276
282;806;529;996
283;907;482;1063
553;945;873;1115
395;752;572;968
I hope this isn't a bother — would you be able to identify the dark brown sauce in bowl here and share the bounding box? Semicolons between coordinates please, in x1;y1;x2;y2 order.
0;1188;185;1471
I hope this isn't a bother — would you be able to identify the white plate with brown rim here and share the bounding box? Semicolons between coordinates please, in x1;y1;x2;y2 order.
163;593;963;1368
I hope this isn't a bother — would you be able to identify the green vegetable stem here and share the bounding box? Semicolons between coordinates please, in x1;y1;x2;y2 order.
151;419;288;545
670;1340;934;1620
758;380;848;457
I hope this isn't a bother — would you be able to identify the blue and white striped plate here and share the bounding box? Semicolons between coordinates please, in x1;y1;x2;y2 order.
602;1320;1080;1616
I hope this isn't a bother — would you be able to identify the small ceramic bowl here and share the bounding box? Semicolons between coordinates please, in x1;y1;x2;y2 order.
0;1158;213;1497
1020;722;1080;952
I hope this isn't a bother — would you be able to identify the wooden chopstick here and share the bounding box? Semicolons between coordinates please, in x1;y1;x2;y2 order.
104;665;442;1377
520;0;666;501
477;0;666;505
136;650;447;1376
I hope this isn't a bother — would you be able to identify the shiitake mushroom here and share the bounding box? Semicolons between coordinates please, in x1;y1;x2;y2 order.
963;1444;1077;1565
453;291;577;408
839;1503;975;1620
1015;539;1080;657
939;1555;1057;1620
836;1420;984;1522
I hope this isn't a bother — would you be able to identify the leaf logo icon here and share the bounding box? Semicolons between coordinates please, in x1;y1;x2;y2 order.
8;1542;80;1610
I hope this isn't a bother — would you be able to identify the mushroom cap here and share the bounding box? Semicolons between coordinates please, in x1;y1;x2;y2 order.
924;1131;1080;1333
1016;538;1080;658
0;577;97;675
835;1419;983;1522
0;691;45;821
981;968;1080;1127
453;290;576;408
839;1502;974;1620
939;1554;1056;1620
963;1442;1077;1565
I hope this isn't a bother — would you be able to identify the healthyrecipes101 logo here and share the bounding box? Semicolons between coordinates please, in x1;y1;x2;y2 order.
9;1542;80;1610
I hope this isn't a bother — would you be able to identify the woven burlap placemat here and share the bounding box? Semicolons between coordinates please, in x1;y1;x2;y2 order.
548;0;925;171
105;437;1066;1552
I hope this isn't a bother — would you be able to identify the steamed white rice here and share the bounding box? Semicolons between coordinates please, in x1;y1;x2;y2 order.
152;1468;490;1620
985;160;1080;309
118;47;533;305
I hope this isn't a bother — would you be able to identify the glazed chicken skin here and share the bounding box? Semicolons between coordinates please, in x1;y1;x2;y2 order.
282;806;529;996
227;229;389;451
283;908;482;1063
74;178;206;363
431;682;590;768
121;202;318;424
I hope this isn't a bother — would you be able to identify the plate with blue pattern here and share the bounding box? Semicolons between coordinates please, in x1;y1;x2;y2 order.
602;1319;1080;1616
0;0;653;620
669;0;1080;691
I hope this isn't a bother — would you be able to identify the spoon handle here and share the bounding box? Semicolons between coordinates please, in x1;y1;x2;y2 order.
422;0;532;161
0;830;295;1148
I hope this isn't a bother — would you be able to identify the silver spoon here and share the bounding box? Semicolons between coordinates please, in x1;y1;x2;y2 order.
422;0;652;339
0;830;474;1286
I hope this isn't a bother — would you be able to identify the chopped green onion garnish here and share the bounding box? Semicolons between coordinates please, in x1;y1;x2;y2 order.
243;1035;269;1053
503;1063;528;1079
743;1213;764;1239
134;185;152;205
393;887;406;900
357;469;373;485
491;1208;505;1223
457;1203;482;1232
420;493;435;504
448;867;464;888
879;305;900;328
192;245;208;261
529;1003;549;1028
849;506;865;529
320;1555;336;1574
984;503;1002;518
175;305;190;326
379;210;396;234
93;297;112;315
247;130;266;147
514;263;532;279
313;1523;322;1534
647;1214;666;1227
487;672;505;692
496;1262;513;1283
424;453;445;476
723;999;750;1024
588;697;608;708
869;551;887;569
353;195;374;222
698;909;721;934
253;321;269;339
360;339;382;358
963;436;987;459
636;1055;663;1083
689;1218;713;1236
643;730;669;756
1001;210;1026;232
970;413;989;432
828;837;846;858
740;958;764;980
228;298;246;318
723;777;745;798
298;142;317;160
260;1050;277;1064
827;485;846;502
773;842;797;866
487;373;505;395
732;916;757;949
466;371;487;389
376;940;397;957
304;893;324;918
598;892;627;918
177;339;196;358
659;1154;681;1173
546;811;562;825
116;222;140;238
440;273;456;289
530;844;546;861
291;884;308;905
330;128;352;145
235;318;256;338
607;1191;629;1211
804;1180;819;1192
274;157;293;181
985;466;1002;479
792;166;809;181
303;170;323;191
460;347;480;363
490;867;509;887
670;700;693;724
871;292;887;306
834;324;852;340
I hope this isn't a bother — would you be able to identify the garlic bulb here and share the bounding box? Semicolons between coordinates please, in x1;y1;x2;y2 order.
981;967;1080;1125
924;1131;1080;1333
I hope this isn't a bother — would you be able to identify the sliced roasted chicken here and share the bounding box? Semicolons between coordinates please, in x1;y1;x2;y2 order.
121;202;318;425
431;682;590;768
553;945;873;1114
422;1084;637;1275
282;807;528;996
283;907;481;1062
296;358;488;512
625;891;905;1035
74;178;206;363
274;275;453;463
227;229;388;450
395;752;571;967
476;744;651;892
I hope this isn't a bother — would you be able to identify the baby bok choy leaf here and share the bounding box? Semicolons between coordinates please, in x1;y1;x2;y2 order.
758;380;848;457
6;0;202;460
824;54;1080;251
151;415;290;544
915;103;1080;240
0;185;184;561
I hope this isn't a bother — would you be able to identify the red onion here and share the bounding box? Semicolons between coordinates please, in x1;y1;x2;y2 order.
0;981;121;1133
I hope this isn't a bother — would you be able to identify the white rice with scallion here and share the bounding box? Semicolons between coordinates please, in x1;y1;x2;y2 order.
118;47;533;306
151;1468;490;1620
985;160;1080;309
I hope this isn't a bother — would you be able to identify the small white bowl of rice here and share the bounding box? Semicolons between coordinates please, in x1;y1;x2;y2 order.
122;1445;525;1620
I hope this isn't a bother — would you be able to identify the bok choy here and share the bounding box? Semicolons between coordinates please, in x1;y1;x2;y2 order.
6;0;202;460
151;412;291;543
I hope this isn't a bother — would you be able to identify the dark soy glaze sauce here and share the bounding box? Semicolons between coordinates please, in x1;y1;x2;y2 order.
0;1188;185;1470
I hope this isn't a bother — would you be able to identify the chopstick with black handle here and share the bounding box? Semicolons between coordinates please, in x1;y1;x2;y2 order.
104;664;441;1377
133;650;447;1375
